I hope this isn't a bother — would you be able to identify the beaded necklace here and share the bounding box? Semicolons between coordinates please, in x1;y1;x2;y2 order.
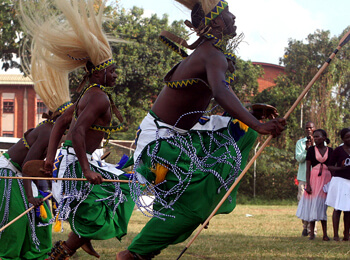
203;33;237;86
159;33;236;86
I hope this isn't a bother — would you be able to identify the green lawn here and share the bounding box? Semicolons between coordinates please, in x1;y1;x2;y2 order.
53;204;350;259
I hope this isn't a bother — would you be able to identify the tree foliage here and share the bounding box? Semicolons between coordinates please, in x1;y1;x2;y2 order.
0;2;264;139
0;0;23;71
238;28;350;201
254;28;350;148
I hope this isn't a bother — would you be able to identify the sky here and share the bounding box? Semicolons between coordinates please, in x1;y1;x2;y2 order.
119;0;350;65
2;0;349;74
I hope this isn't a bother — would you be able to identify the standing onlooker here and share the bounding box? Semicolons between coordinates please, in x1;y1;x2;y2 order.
295;121;315;236
296;129;333;241
326;128;350;241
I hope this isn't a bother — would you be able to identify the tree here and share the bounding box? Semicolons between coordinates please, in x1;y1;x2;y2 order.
0;0;23;71
1;1;263;140
254;29;350;147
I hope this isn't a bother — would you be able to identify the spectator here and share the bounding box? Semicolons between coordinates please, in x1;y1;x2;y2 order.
296;129;333;241
326;128;350;241
295;121;315;236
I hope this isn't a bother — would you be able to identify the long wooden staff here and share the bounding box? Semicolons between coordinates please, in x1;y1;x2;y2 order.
0;176;133;183
177;29;350;260
0;193;52;233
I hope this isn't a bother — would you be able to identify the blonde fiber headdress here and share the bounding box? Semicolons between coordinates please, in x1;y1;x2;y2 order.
19;0;116;73
28;42;72;113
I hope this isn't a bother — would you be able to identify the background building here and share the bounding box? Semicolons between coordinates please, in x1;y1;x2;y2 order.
0;74;47;138
253;62;286;92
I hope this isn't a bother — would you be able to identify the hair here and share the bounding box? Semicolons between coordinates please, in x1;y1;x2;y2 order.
314;129;330;144
19;0;118;72
340;128;350;140
305;121;315;127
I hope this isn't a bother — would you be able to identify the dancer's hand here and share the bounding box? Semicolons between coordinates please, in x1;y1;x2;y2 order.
43;160;54;177
255;118;286;137
84;169;103;185
28;196;43;208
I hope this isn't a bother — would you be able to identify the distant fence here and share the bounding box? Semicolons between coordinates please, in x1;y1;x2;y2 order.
102;140;135;168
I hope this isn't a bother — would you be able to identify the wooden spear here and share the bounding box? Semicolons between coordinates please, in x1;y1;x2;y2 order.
0;176;133;183
176;28;350;260
0;193;53;233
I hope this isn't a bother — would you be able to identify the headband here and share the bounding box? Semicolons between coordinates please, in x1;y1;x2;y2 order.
89;58;116;74
203;0;228;25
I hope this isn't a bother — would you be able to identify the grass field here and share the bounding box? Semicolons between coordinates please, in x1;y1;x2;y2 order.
53;204;350;259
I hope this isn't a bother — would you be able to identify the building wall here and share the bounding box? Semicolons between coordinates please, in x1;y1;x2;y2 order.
0;75;48;138
0;84;38;137
253;62;285;92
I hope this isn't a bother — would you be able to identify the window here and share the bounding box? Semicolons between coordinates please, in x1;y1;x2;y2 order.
2;93;15;136
3;101;14;113
2;132;14;137
37;100;48;114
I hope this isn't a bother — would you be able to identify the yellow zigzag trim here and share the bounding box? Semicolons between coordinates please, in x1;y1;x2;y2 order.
226;73;236;84
90;124;124;133
53;154;63;174
57;101;73;114
204;0;228;25
166;79;199;89
159;36;188;59
91;59;116;73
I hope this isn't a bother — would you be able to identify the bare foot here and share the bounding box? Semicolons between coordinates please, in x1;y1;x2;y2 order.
81;240;100;258
68;232;100;258
116;250;135;260
333;236;340;242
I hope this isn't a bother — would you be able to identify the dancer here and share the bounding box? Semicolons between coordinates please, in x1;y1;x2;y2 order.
0;48;72;259
296;129;333;241
326;128;350;241
117;1;285;259
19;0;134;258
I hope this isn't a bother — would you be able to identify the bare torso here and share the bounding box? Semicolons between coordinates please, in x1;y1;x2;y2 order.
152;41;222;129
66;87;111;154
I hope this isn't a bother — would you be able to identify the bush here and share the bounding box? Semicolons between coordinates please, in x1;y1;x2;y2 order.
238;146;298;201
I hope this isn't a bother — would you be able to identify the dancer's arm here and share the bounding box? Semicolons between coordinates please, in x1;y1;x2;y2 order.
43;105;75;176
205;51;285;137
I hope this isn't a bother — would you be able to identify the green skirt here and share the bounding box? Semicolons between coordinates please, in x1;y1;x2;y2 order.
55;142;134;240
128;114;257;255
0;155;52;260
